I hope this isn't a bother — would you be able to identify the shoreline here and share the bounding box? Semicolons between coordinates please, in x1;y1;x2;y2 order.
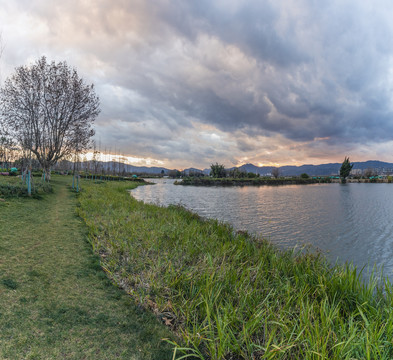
175;177;392;186
77;179;393;359
175;177;325;186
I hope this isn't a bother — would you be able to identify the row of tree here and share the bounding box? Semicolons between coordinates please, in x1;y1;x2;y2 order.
0;56;100;190
210;158;354;182
210;163;281;179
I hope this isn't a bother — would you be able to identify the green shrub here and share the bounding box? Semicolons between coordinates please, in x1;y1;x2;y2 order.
0;179;52;198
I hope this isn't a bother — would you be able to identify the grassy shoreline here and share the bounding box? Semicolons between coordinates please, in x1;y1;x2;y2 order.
77;179;393;359
175;177;329;186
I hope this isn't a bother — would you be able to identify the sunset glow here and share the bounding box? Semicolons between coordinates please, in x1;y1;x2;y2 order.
1;1;393;169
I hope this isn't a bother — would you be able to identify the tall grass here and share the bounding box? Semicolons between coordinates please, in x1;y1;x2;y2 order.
77;180;393;359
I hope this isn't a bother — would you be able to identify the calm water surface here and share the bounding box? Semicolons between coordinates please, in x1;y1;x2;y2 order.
132;180;393;279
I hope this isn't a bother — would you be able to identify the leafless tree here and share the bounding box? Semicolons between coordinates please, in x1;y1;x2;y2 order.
363;168;375;178
0;56;100;180
91;141;100;175
0;32;4;81
0;35;11;169
0;136;9;168
271;167;280;178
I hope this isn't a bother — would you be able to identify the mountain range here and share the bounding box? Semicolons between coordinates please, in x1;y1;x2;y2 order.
74;160;393;176
234;161;393;176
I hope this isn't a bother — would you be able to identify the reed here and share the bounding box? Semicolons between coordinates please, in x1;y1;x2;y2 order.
77;180;393;359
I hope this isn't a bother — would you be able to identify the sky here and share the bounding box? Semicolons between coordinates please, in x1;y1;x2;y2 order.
1;0;393;169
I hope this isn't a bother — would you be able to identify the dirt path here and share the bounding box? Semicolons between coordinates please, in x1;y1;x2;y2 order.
0;177;173;359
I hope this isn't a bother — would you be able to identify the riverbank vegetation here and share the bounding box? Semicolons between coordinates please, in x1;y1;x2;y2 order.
0;176;174;359
78;179;393;359
175;162;334;186
175;176;330;186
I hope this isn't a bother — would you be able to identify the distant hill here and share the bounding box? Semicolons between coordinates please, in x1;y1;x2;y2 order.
57;159;393;177
57;160;171;175
235;161;393;176
98;161;170;174
183;168;204;176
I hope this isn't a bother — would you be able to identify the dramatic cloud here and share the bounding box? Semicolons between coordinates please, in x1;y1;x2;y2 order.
1;0;393;168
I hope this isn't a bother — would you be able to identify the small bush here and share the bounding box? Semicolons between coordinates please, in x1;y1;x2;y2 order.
0;180;53;198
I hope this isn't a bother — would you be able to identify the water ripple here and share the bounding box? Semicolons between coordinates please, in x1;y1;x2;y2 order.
132;180;393;280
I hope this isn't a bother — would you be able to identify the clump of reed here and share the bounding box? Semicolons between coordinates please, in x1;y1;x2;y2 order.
77;180;393;359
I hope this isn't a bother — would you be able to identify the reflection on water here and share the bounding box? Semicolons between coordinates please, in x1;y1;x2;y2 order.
132;179;393;279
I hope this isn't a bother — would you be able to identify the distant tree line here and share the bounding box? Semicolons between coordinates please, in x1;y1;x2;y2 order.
210;163;279;179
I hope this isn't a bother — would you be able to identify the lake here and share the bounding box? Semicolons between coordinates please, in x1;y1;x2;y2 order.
132;179;393;279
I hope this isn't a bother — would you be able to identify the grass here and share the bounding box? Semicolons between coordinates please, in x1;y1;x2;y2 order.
77;179;393;359
0;176;174;359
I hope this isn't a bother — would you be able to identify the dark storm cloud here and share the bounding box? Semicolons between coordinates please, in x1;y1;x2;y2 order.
2;0;393;166
184;1;309;67
105;0;393;146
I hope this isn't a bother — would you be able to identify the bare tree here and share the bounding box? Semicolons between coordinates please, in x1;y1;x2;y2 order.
0;35;11;169
0;32;4;82
363;168;375;178
0;135;15;169
91;140;100;176
0;56;100;180
271;167;280;178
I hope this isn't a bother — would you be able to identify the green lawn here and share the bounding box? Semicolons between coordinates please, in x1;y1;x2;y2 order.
0;176;174;359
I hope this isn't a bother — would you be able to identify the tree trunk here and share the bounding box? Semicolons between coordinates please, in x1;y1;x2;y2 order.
44;167;51;181
27;169;32;196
